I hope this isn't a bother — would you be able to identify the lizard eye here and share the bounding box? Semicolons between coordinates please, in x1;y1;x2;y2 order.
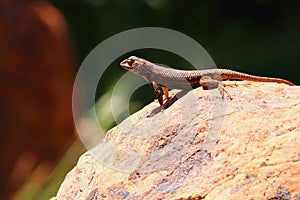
126;58;135;67
120;57;138;70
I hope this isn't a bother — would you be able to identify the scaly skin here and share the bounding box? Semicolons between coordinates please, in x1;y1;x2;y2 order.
120;56;295;107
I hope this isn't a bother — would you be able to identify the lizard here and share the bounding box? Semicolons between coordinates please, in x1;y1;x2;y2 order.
120;56;295;108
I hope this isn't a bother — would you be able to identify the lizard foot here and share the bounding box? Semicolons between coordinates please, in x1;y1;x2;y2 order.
218;82;232;100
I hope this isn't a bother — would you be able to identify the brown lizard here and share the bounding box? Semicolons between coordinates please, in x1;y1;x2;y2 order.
120;56;295;108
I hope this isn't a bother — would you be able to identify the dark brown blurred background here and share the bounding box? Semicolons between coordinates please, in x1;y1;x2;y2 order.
0;1;77;199
0;0;299;199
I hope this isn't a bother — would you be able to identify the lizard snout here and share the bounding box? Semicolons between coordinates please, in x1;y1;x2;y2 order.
120;57;135;70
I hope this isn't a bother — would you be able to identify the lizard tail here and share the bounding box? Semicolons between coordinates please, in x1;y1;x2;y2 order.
220;69;295;86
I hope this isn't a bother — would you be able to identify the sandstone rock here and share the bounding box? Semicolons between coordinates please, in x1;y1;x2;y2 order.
55;82;300;199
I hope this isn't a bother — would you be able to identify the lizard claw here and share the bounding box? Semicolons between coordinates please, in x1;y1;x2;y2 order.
218;82;232;100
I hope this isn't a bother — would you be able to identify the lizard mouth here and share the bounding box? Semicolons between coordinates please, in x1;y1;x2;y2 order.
120;58;135;70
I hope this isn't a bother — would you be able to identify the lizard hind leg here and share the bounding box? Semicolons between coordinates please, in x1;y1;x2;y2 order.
217;82;232;100
199;76;232;100
199;76;219;89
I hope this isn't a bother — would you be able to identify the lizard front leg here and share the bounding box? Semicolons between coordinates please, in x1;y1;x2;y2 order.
149;82;173;107
149;81;164;106
199;76;232;100
161;86;169;100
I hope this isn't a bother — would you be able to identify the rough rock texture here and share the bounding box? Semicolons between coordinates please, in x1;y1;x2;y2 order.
54;82;300;200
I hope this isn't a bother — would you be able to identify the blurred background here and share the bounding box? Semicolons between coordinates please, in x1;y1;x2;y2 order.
0;0;299;199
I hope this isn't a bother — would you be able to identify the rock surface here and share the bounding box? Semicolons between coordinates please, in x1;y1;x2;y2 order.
54;82;300;200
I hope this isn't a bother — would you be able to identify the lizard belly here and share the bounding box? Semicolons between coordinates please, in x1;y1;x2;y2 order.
156;77;201;90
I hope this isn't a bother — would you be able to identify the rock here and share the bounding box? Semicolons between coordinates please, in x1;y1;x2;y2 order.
55;82;300;199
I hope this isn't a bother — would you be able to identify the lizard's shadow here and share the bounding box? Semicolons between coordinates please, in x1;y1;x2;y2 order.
146;85;223;117
146;90;189;117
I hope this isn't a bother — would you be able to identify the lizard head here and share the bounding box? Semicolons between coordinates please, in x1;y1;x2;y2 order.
120;56;158;82
120;56;152;74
